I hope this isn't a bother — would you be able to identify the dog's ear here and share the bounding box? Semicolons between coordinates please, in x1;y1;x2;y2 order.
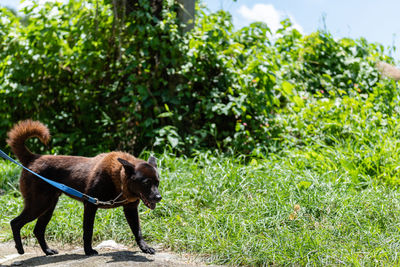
148;155;157;168
117;158;136;177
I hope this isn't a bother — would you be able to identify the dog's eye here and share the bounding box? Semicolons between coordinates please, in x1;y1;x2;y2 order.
142;179;150;185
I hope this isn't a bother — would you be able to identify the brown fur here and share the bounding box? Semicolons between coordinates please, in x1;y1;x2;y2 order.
7;120;50;165
8;120;162;256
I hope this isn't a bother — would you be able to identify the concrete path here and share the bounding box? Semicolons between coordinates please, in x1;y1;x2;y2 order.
0;241;220;267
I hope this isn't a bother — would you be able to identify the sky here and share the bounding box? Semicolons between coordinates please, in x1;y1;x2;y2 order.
2;0;400;59
203;0;400;59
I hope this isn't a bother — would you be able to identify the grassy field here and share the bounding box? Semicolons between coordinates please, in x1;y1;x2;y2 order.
2;1;400;266
2;150;400;266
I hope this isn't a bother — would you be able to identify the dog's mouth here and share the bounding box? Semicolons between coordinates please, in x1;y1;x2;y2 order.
140;193;156;210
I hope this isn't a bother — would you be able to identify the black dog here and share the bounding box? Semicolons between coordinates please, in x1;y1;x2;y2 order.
7;120;162;256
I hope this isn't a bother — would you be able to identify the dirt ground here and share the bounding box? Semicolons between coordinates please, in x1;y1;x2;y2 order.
0;241;221;267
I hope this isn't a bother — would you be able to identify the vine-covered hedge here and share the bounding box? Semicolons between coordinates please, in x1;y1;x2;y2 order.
0;0;396;156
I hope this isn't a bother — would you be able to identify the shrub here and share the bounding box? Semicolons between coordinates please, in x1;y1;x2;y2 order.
0;0;396;157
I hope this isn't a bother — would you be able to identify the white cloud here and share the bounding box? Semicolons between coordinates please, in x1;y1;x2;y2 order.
237;4;304;34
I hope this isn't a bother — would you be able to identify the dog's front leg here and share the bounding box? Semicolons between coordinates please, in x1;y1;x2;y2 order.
83;203;98;255
123;200;155;254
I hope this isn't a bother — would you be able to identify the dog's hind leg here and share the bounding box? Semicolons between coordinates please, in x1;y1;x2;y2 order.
10;208;38;255
33;197;59;255
11;191;59;255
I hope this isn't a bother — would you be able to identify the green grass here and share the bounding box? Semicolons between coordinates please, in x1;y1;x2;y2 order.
2;150;400;266
0;160;19;192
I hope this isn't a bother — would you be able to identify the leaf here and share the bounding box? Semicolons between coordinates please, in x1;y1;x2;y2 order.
167;136;179;148
281;81;294;96
120;96;131;103
158;112;173;118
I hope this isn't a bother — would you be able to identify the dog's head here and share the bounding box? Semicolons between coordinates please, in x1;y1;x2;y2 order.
117;156;161;209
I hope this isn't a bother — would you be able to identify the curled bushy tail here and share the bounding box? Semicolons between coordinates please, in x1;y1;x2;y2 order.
6;120;50;165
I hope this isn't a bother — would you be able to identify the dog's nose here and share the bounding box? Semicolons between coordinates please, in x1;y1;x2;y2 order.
154;194;162;202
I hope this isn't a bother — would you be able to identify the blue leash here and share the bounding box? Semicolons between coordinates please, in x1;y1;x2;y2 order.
0;149;98;204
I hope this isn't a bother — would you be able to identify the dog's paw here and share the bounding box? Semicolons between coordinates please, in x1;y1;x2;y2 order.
144;247;156;254
141;246;155;254
84;249;99;256
15;245;24;255
44;248;59;256
139;244;155;254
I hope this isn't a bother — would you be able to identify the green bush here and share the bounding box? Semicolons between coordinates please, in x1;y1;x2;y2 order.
0;0;396;157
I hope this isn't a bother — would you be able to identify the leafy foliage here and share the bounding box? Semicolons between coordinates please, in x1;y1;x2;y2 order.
0;0;397;161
